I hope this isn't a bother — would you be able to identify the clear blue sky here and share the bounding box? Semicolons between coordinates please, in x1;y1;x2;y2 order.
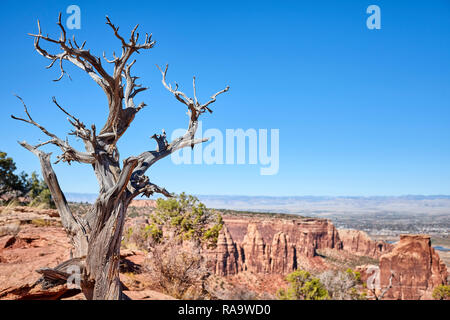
1;0;450;196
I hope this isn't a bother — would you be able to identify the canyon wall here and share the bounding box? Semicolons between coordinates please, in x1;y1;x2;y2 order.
207;216;397;276
207;218;449;299
338;229;394;259
207;216;347;275
378;234;448;300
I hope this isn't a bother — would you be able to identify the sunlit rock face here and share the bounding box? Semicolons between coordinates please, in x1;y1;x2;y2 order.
339;229;394;259
206;216;345;275
378;234;448;300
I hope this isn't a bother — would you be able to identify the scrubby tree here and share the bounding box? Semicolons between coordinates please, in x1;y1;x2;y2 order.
277;270;329;300
149;192;223;247
124;194;223;299
11;14;229;299
0;151;30;197
317;268;366;300
144;237;210;299
28;172;55;208
432;284;450;300
0;151;54;207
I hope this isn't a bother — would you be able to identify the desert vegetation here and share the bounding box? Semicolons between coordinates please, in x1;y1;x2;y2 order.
122;193;223;299
277;268;366;300
432;285;450;300
0;151;54;209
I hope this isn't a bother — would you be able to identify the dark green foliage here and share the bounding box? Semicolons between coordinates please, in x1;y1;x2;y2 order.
346;268;361;282
0;150;54;207
432;284;450;300
0;151;30;196
28;172;55;208
149;192;223;248
277;269;329;300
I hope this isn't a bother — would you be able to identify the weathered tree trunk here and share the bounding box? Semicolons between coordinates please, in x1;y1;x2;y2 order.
85;198;129;299
12;14;228;300
19;142;132;299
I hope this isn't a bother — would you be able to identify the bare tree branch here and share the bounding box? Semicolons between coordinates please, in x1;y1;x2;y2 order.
106;157;139;201
11;95;95;164
29;14;113;90
123;61;148;108
157;64;229;125
29;14;155;144
18;141;88;255
127;66;229;197
128;174;172;198
105;16;155;80
151;129;168;152
157;64;192;106
51;97;97;147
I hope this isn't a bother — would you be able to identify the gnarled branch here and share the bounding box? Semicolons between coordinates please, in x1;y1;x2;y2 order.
11;95;95;164
29;13;112;90
157;64;229;128
128;174;172;198
105;16;155;80
29;14;155;145
18;141;88;255
127;66;229;197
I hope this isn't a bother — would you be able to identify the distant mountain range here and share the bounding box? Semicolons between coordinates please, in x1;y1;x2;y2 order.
66;193;450;216
66;193;98;203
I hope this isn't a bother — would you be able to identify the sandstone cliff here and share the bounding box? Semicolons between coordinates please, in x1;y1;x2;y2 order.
129;200;157;208
378;234;448;300
338;229;393;259
207;216;344;275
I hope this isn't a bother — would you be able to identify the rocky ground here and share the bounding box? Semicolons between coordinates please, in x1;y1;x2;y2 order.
0;205;173;300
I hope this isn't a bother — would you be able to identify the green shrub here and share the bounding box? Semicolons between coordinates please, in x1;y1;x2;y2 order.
277;269;329;300
432;284;450;300
0;151;30;197
149;192;223;248
28;172;55;208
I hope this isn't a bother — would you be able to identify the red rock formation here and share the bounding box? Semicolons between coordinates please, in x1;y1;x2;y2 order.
207;216;344;275
378;234;448;300
270;232;294;274
207;225;240;276
339;229;393;259
129;200;157;208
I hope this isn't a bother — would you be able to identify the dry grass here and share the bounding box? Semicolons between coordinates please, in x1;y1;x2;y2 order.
143;239;210;299
0;200;21;215
30;218;53;227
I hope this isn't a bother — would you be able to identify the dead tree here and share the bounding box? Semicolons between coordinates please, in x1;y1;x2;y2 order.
11;14;229;300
